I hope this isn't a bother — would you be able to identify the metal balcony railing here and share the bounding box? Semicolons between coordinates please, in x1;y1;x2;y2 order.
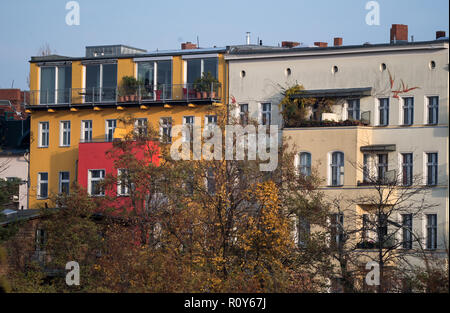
27;83;222;106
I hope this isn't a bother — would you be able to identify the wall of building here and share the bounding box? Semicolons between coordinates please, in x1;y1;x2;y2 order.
0;154;28;210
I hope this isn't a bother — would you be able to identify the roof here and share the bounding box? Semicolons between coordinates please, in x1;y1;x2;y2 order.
226;39;449;59
0;209;42;226
292;87;372;98
30;46;228;63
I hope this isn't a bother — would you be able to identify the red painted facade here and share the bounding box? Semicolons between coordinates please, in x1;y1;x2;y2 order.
77;140;160;211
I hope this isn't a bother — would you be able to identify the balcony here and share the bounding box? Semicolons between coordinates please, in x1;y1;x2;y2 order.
26;83;222;108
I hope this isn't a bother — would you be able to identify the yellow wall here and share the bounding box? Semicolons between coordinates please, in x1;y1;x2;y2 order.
28;53;227;208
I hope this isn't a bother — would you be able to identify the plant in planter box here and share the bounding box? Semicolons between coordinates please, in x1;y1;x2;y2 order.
119;76;140;102
193;72;220;99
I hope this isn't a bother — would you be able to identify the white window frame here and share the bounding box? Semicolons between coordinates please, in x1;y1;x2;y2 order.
59;120;71;147
105;119;117;142
240;103;249;125
117;168;129;196
204;115;217;135
401;97;414;126
329;151;345;186
37;172;48;199
182;116;194;143
298;151;312;177
347;99;360;121
81;120;93;143
59;171;70;194
38;121;49;148
378;98;389;126
426;96;439;125
88;169;105;196
134;118;148;137
260;102;272;125
425;152;438;186
424;213;438;250
400;152;413;186
159;117;172;143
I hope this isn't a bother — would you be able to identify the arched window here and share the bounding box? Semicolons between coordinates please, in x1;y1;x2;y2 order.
299;152;312;176
331;152;344;186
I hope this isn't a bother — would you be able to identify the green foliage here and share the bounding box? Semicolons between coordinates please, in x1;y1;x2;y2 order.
193;72;220;92
119;76;143;96
279;83;334;127
0;177;21;210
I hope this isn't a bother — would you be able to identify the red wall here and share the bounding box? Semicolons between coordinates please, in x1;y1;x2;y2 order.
77;141;160;212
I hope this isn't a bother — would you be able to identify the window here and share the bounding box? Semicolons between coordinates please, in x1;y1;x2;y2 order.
137;60;172;99
377;154;388;182
426;153;438;186
39;122;49;148
135;118;148;137
88;169;105;196
363;154;370;182
160;117;172;143
402;153;413;186
186;57;218;85
298;218;310;247
206;168;215;195
183;116;194;143
85;63;117;102
378;214;388;243
59;171;70;194
105;119;117;142
37;172;48;199
240;103;249;126
379;98;389;126
117;169;129;196
362;214;370;241
427;96;439;124
330;152;344;186
299;152;311;176
402;214;413;249
426;214;437;250
205;115;217;136
60;121;71;146
81;120;92;143
331;213;344;247
40;65;72;104
261;103;271;125
35;228;46;251
347;99;360;120
403;97;414;125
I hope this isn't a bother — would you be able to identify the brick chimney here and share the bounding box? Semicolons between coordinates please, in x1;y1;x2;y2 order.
333;37;343;47
390;24;408;43
181;42;197;50
436;31;446;39
314;42;328;48
281;41;300;48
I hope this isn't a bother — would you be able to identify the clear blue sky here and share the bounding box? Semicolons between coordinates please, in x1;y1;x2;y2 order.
0;0;448;89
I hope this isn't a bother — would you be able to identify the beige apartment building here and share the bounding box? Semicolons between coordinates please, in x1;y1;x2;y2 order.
226;25;449;269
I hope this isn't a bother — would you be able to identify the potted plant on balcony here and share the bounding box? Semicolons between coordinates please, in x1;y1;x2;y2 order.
119;76;139;102
193;72;220;99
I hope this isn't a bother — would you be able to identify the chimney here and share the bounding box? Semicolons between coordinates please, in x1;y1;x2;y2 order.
281;41;300;48
333;37;343;46
390;24;408;43
436;31;446;39
246;32;251;45
314;42;328;48
181;42;197;50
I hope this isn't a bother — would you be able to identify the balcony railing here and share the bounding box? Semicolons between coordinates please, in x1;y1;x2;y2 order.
26;83;222;106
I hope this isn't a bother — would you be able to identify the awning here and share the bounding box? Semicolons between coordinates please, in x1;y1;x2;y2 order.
360;144;396;152
292;87;372;99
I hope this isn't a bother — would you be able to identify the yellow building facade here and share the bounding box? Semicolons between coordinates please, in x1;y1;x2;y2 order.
27;45;228;208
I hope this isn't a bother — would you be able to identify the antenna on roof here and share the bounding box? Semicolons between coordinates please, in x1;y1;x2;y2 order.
197;35;199;48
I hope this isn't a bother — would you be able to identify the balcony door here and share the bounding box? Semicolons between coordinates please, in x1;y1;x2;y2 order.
40;65;71;104
85;63;117;102
137;60;172;100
